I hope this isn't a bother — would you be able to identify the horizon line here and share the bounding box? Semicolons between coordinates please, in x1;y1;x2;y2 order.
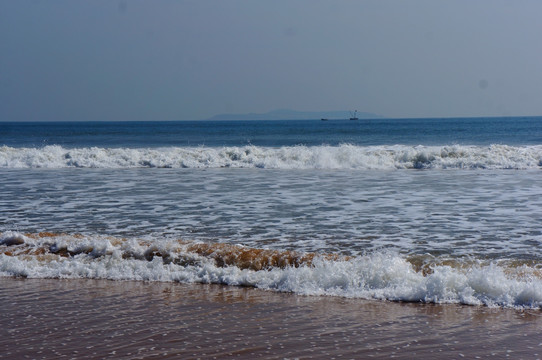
1;115;541;122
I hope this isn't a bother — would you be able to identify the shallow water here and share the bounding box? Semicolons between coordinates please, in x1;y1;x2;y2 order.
1;168;541;259
1;278;541;359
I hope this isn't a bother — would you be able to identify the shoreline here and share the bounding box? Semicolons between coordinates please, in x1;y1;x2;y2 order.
1;277;541;359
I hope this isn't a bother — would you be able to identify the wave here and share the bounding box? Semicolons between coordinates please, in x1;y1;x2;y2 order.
2;232;542;309
1;144;541;169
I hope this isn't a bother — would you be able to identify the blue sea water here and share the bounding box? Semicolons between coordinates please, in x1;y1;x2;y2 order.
1;117;542;308
1;117;541;148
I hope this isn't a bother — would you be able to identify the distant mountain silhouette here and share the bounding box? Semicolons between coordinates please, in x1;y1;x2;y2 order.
207;109;382;120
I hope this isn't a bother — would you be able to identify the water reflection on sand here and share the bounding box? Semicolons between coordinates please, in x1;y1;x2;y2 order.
1;278;541;359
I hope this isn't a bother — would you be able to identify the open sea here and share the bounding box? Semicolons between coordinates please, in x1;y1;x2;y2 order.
1;117;542;309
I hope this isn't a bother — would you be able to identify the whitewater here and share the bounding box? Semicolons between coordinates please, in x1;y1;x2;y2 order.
2;232;542;309
1;144;541;169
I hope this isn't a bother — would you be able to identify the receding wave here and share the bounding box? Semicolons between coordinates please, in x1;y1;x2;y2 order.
2;232;542;309
1;144;541;169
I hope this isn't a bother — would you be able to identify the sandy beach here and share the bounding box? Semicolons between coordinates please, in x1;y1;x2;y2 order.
1;277;541;359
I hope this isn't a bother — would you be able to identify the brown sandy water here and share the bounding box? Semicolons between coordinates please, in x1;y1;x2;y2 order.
1;277;541;359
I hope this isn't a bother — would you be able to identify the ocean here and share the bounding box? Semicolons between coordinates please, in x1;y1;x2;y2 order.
1;117;542;309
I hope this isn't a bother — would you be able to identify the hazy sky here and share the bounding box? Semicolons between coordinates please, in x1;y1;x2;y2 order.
1;0;542;121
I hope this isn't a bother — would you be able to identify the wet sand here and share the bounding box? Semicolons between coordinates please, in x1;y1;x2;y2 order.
1;277;541;359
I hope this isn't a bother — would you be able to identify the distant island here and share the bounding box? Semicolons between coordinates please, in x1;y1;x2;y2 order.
206;109;382;121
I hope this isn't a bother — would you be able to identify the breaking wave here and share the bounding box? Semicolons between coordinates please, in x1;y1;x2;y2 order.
1;144;541;169
2;232;542;309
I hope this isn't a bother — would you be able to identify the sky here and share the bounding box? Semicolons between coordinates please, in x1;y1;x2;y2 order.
1;0;542;121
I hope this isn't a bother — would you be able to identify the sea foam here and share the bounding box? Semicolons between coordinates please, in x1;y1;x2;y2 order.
1;144;541;169
2;232;542;309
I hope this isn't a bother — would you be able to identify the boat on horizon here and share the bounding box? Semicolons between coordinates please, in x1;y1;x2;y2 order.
349;110;359;120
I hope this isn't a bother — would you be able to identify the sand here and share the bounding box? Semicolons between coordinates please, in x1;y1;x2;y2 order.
1;277;541;359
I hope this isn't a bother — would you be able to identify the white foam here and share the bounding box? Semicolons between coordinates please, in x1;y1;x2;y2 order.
2;232;541;309
0;231;26;246
1;144;541;169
